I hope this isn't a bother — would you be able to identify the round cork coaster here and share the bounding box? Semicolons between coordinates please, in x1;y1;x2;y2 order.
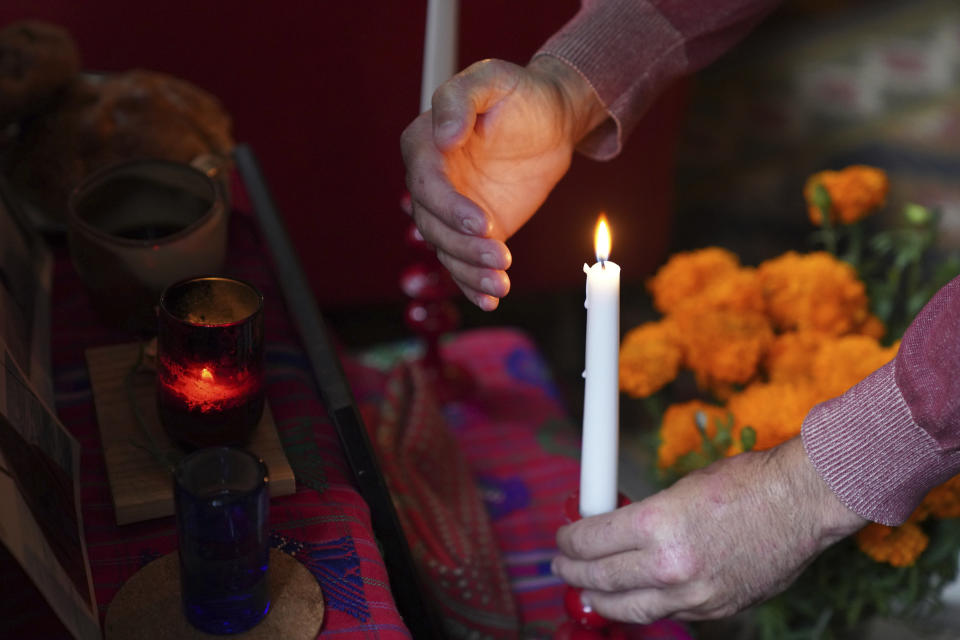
105;549;324;639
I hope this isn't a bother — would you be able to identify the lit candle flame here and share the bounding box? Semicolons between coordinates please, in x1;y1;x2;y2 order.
595;214;611;264
201;367;214;381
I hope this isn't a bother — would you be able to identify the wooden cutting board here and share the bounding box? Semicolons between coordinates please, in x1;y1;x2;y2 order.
86;341;296;525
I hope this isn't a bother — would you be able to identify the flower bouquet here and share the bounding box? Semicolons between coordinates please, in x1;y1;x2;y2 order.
620;166;960;638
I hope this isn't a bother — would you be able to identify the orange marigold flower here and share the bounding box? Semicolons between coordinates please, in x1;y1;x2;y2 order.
759;251;869;335
919;474;960;520
856;522;928;567
619;322;683;398
855;314;886;341
805;165;889;226
647;248;741;314
658;401;730;469
908;504;930;524
763;331;825;384
668;309;774;389
727;381;821;451
811;335;899;400
674;267;767;316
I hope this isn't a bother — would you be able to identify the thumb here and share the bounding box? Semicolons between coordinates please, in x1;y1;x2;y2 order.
431;58;522;151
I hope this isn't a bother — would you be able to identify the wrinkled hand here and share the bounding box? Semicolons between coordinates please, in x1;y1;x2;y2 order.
552;437;866;623
400;56;605;310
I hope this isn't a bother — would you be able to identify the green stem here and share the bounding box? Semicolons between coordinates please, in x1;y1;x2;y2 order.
813;182;838;255
847;222;863;270
640;393;665;426
823;227;838;255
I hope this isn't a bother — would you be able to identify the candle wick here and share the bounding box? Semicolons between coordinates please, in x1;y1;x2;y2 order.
599;257;606;269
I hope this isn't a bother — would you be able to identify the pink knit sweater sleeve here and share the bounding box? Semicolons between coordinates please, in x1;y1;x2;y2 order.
534;0;780;159
802;276;960;526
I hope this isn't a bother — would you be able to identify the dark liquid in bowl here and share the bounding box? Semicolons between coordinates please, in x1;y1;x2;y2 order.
75;175;211;238
114;223;187;240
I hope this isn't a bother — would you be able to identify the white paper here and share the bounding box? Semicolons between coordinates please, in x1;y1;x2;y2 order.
0;336;99;639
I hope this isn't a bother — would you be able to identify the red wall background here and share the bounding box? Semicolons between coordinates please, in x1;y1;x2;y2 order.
0;2;684;309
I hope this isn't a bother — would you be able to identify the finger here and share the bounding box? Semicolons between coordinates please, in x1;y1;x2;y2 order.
551;549;651;593
436;249;510;299
411;201;511;269
556;503;647;561
432;59;521;150
408;169;492;237
581;587;680;625
449;277;499;311
402;117;493;238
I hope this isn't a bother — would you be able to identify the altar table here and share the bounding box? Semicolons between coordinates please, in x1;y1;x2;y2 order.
3;178;687;639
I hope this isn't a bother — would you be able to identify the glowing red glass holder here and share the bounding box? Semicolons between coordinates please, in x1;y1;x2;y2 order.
156;276;265;449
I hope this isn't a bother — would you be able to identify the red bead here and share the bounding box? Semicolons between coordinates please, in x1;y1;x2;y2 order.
404;301;459;336
399;263;454;301
564;587;611;630
404;223;434;253
554;621;613;639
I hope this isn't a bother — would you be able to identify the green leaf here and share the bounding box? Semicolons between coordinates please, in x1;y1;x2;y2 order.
904;564;919;604
904;203;933;225
666;450;711;478
740;426;757;452
810;608;834;639
845;596;864;627
933;256;960;290
870;231;895;254
812;182;832;220
713;414;733;451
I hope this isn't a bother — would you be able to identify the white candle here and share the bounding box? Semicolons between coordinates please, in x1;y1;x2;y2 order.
420;0;459;113
580;215;620;517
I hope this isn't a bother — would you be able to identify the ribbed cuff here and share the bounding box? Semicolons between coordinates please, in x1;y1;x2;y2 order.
802;360;960;525
534;0;686;160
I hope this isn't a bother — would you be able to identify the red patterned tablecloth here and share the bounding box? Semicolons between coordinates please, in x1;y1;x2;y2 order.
5;186;689;639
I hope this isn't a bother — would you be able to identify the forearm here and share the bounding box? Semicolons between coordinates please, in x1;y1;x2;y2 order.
534;0;781;159
803;275;960;525
772;437;866;546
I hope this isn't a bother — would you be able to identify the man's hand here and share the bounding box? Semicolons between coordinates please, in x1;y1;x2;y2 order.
551;437;867;623
400;56;606;310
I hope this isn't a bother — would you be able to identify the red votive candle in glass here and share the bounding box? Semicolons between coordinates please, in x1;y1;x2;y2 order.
157;276;265;449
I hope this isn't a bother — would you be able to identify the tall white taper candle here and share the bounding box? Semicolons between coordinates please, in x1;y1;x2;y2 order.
580;216;620;517
420;0;459;113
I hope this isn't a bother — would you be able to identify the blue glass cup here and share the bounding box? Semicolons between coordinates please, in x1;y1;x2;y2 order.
174;447;270;634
